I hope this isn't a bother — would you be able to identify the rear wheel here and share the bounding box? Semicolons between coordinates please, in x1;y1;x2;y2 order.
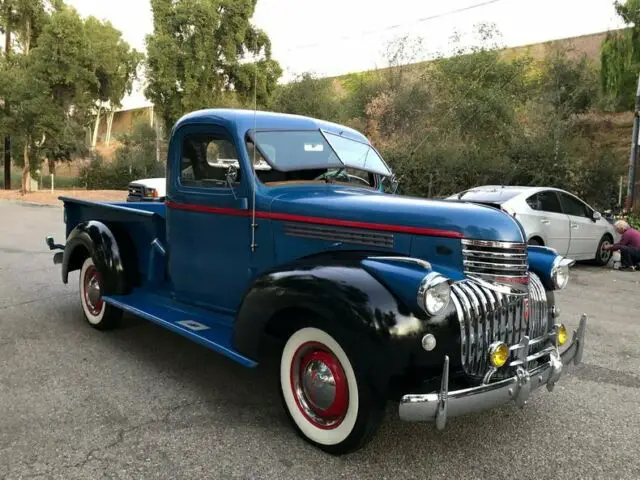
594;235;613;266
79;256;122;330
279;325;385;455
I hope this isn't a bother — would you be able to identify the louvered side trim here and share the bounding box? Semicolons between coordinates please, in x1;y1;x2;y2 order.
283;222;394;248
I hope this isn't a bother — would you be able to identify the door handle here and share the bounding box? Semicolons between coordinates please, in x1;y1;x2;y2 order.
571;223;579;229
540;218;550;225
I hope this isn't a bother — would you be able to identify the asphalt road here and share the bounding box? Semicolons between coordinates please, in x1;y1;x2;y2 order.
1;200;639;479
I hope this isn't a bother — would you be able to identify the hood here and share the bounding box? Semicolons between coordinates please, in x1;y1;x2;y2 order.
269;186;525;243
130;178;167;193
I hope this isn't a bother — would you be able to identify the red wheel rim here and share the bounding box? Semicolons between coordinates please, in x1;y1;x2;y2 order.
289;341;349;430
83;265;104;316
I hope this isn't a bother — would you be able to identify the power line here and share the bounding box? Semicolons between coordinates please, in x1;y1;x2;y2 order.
283;0;509;52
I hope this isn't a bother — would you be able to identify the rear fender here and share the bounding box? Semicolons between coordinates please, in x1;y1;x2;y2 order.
61;221;129;296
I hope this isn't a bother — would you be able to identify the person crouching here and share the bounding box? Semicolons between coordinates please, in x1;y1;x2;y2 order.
603;220;640;271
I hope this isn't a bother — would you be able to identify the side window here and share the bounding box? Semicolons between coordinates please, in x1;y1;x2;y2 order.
526;191;562;213
180;133;241;189
560;193;590;218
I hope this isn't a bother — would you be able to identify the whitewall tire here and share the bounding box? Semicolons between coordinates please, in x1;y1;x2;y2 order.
79;256;122;330
279;325;385;455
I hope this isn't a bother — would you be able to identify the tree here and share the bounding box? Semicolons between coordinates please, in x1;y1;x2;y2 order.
600;0;640;110
270;73;345;123
144;0;282;132
84;16;142;149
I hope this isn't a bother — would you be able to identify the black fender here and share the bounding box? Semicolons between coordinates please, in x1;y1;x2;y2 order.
61;221;130;296
233;253;462;395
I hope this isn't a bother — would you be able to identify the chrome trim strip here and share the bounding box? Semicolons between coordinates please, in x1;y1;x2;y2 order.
463;260;529;271
462;249;528;259
461;239;527;250
398;315;587;424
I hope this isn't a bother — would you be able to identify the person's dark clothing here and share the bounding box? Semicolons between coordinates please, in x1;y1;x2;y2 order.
618;245;640;268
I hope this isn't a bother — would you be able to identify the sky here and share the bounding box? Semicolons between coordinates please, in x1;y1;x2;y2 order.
67;0;627;110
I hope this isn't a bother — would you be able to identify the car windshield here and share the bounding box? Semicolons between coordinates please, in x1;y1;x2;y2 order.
251;129;392;177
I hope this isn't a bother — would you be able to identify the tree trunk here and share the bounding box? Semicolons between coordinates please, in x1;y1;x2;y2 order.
22;140;31;194
105;110;115;145
4;18;11;190
49;158;56;193
92;106;102;149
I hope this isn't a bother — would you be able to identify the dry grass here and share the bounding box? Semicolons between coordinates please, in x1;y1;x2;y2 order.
0;189;127;205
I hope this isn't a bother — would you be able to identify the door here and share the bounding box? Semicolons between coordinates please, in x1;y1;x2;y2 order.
558;192;600;259
166;125;252;313
524;190;571;255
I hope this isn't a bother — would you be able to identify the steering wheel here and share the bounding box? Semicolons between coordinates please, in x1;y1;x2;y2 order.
314;169;369;186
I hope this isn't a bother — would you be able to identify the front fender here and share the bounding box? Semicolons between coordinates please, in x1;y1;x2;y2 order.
61;221;129;296
233;254;462;390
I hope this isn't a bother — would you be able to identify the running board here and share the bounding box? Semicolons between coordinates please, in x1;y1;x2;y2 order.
103;291;257;368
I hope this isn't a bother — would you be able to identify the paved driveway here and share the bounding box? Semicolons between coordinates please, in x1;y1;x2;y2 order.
1;200;639;479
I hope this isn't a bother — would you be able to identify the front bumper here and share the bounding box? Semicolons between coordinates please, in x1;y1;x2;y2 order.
398;314;586;428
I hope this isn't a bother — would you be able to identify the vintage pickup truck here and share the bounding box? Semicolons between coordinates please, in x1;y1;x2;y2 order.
46;108;586;455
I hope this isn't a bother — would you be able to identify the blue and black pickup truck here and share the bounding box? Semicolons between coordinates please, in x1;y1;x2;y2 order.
46;108;586;455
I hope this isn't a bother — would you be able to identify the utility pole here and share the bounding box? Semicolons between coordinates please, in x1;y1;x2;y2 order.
625;74;640;212
3;17;11;190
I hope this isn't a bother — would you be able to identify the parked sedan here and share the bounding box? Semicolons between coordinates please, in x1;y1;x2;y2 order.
447;185;618;265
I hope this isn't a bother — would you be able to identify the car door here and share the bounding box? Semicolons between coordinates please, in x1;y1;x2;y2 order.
166;124;252;314
523;190;571;255
557;191;599;259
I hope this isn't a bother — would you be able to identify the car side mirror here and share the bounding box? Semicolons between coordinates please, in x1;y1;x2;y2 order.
593;211;601;221
226;165;238;185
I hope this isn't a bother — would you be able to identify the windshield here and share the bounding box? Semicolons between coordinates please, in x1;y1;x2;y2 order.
251;129;392;177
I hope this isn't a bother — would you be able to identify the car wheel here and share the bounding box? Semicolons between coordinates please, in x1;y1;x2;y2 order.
527;237;542;246
79;256;122;330
279;325;385;455
594;235;613;267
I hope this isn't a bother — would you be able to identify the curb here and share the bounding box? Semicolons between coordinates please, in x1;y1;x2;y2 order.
0;199;61;208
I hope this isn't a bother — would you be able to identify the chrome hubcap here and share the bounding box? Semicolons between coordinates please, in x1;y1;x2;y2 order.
302;359;336;411
290;342;349;429
600;241;612;262
84;266;103;315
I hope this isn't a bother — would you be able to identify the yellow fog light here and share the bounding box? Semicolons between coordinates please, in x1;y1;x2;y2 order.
557;324;568;346
488;342;509;368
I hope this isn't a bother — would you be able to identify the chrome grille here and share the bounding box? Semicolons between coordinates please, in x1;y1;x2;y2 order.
462;239;529;287
284;223;393;248
128;185;144;198
451;272;550;379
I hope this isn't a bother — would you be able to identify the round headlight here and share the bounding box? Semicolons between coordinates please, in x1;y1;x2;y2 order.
551;257;572;290
417;272;452;316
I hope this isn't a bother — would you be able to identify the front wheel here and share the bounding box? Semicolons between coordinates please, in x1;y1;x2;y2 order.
279;326;385;455
594;235;613;266
79;256;122;330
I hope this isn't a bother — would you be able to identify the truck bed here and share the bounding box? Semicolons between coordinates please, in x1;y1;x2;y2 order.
60;197;168;287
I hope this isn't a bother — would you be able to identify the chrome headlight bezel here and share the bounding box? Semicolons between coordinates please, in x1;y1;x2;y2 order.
551;256;574;290
417;272;452;316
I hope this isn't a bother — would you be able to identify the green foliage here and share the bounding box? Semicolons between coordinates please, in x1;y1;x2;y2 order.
271;26;618;209
270;73;345;122
600;0;640;111
0;1;141;190
144;0;282;132
79;120;165;189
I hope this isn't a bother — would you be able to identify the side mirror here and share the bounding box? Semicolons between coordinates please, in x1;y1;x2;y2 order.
226;165;238;185
593;211;602;221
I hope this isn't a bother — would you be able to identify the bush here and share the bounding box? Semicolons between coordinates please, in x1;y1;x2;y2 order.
79;121;166;189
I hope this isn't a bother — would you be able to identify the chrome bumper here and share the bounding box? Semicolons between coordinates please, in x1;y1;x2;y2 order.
398;314;586;428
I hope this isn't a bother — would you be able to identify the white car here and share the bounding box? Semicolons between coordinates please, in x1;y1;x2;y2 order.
448;185;618;266
127;177;166;202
